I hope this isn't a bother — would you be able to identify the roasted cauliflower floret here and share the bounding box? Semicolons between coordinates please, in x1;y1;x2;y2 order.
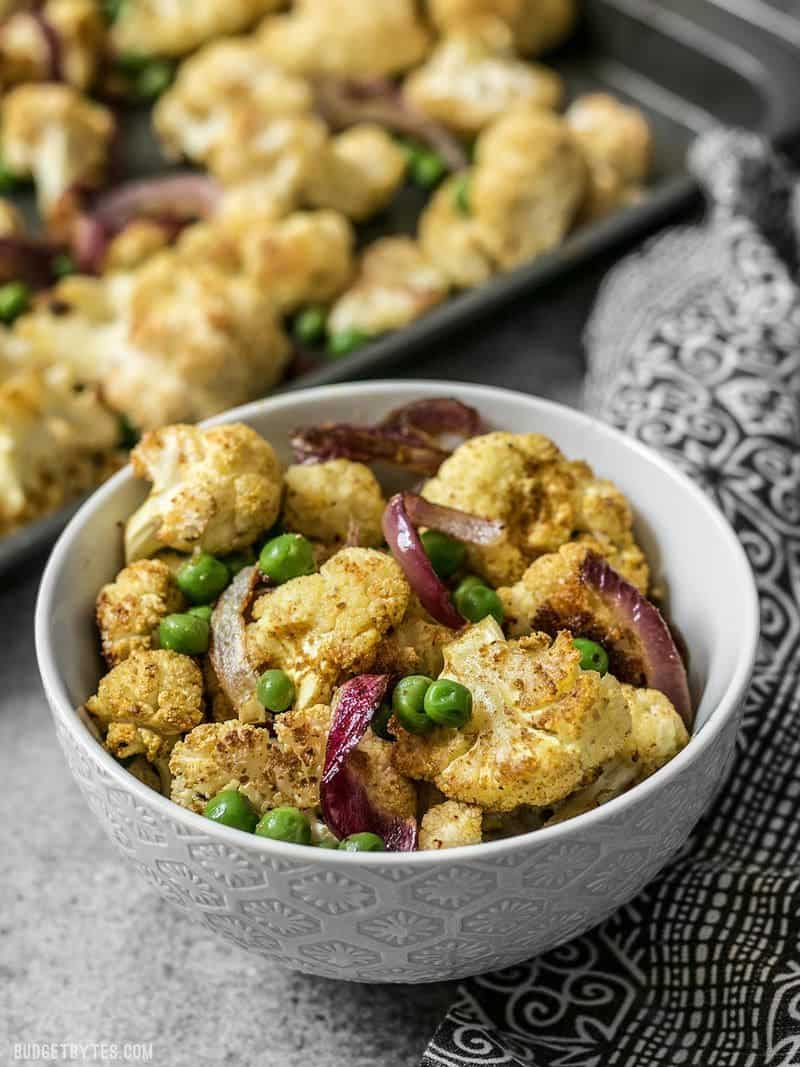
419;800;483;849
468;106;586;271
305;125;408;222
422;432;648;588
154;37;323;197
169;704;332;814
1;84;114;225
96;559;185;667
258;0;431;78
0;365;120;538
246;547;410;707
548;683;688;823
418;172;494;289
373;596;455;680
282;459;385;550
86;649;204;766
110;0;284;58
393;617;631;812
238;210;355;312
125;423;282;562
0;0;105;91
347;727;418;824
404;20;562;135
328;237;448;339
428;0;577;57
566;93;652;220
103;219;173;273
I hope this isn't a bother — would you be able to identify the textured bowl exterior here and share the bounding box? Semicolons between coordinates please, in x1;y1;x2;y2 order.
36;382;758;983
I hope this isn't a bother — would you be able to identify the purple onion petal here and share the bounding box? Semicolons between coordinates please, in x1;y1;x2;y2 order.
404;492;504;546
321;674;417;851
209;565;265;724
379;398;482;441
90;174;221;233
383;493;465;629
291;424;450;475
582;551;693;727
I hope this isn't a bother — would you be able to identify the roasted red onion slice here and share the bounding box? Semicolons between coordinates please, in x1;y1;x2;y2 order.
379;398;482;442
382;493;465;628
320;674;417;851
72;174;221;272
291;424;450;475
314;77;468;171
582;552;693;727
0;235;63;289
209;565;265;725
404;493;504;546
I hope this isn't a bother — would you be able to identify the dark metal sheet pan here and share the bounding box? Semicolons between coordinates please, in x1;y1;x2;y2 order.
4;0;800;575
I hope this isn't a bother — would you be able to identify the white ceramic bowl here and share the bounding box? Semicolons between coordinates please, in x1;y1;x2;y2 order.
35;382;758;983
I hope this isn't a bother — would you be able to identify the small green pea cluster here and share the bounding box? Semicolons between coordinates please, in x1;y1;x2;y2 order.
376;673;473;739
398;139;447;189
114;51;175;99
291;303;373;360
418;529;504;626
202;791;384;851
159;552;233;655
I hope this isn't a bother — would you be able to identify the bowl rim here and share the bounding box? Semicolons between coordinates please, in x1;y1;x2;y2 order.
35;380;759;864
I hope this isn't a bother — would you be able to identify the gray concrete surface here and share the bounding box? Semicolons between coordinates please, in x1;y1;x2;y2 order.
0;249;623;1067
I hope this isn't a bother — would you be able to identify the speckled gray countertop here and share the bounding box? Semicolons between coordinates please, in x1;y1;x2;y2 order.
0;252;619;1067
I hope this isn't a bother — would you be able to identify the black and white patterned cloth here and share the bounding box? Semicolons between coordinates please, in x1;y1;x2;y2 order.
421;130;800;1067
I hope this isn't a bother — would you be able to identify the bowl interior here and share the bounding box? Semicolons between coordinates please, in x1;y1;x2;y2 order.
40;381;755;760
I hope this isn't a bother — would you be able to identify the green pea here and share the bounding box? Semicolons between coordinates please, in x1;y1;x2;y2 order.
222;548;255;576
52;253;76;278
412;151;446;188
176;553;230;604
203;790;258;833
0;281;30;324
115;51;151;73
573;637;609;675
255;806;312;845
102;0;126;23
135;60;174;99
423;678;472;728
159;613;209;655
453;579;504;625
187;604;213;622
392;675;434;735
420;529;466;580
371;702;396;742
116;413;139;450
316;832;340;849
339;832;385;852
259;533;315;584
256;669;295;713
0;147;19;194
294;305;327;345
327;328;371;358
453;174;471;215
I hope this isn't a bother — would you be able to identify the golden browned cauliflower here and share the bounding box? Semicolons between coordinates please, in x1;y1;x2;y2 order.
418;172;494;289
467;106;586;271
85;649;204;767
169;704;332;814
19;252;291;429
0;364;121;538
125;422;283;562
237;210;355;312
393;617;631;811
419;800;483;849
246;547;410;707
0;83;114;226
96;559;185;667
347;727;418;825
547;683;688;823
102;220;172;273
153;36;324;199
0;196;24;235
566;93;652;220
404;19;562;135
0;0;105;91
258;0;431;78
422;432;648;588
499;543;654;671
305;125;408;222
428;0;577;57
110;0;284;58
373;596;455;680
328;237;449;340
282;459;385;550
